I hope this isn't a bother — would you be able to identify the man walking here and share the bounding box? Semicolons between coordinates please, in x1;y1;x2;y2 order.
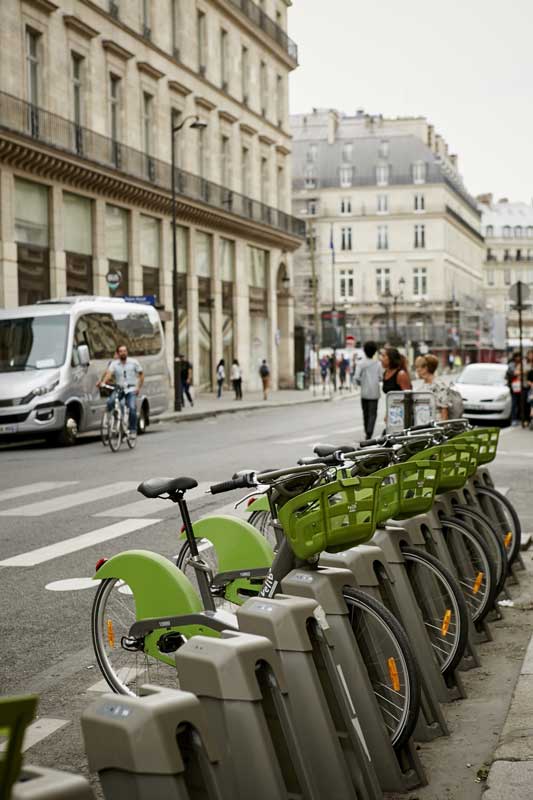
355;341;382;439
101;344;144;437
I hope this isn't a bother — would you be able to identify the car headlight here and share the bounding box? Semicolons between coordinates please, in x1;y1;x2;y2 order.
495;392;509;403
22;378;60;404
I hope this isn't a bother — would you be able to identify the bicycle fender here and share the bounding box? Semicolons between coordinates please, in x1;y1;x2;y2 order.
190;515;274;571
245;495;270;513
93;549;202;619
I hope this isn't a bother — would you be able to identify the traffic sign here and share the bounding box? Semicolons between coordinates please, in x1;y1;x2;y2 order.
123;295;156;306
106;270;122;292
509;281;530;307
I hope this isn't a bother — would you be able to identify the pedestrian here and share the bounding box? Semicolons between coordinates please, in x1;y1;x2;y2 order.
527;355;533;429
339;354;348;391
507;351;525;426
415;354;452;421
100;344;143;438
179;354;194;407
448;352;455;373
231;358;243;400
216;358;225;399
380;347;412;394
355;341;383;439
259;359;270;400
320;356;329;394
329;353;336;389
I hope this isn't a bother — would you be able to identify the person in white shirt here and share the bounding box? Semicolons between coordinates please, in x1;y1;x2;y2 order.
230;359;243;400
354;341;383;439
216;359;225;399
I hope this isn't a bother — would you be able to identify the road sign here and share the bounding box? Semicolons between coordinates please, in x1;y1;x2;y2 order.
106;270;122;292
123;295;156;306
509;281;530;307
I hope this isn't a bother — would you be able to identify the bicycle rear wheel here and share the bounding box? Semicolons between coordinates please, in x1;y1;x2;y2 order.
108;412;122;452
343;587;420;750
440;517;496;624
248;509;277;550
475;486;521;567
451;504;508;596
402;547;469;676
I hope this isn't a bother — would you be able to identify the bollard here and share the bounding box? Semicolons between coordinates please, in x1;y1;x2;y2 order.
12;766;94;800
82;685;224;800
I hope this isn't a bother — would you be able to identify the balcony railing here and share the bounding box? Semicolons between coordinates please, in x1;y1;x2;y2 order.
0;91;305;239
227;0;298;62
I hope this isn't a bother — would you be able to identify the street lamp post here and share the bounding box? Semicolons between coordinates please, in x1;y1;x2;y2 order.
379;277;405;345
171;114;207;411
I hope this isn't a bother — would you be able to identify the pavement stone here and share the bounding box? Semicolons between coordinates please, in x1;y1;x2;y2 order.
483;760;533;799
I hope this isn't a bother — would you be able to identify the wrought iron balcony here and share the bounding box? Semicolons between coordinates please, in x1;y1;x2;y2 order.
0;91;305;239
227;0;298;62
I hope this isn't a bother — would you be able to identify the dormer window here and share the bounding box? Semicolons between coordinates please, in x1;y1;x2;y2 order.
304;165;317;189
485;225;494;236
378;139;389;158
340;165;352;188
376;164;389;186
412;161;426;184
503;226;511;238
515;225;523;238
342;142;353;162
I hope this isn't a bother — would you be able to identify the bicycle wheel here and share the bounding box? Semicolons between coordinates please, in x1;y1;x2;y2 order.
248;509;277;550
126;427;137;450
343;587;420;750
402;547;469;676
451;504;508;596
108;411;122;452
92;577;178;696
475;486;521;567
440;517;496;624
100;412;110;447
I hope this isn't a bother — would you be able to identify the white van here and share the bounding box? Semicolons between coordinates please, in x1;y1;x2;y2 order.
0;297;170;445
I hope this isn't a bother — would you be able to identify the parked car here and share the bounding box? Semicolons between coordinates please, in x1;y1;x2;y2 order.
454;363;511;425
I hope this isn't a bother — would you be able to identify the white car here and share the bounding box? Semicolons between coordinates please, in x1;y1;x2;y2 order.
454;363;512;425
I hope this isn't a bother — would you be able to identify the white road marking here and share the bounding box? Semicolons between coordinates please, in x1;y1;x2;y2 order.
272;433;327;444
45;577;101;591
0;481;79;504
87;667;148;694
0;481;139;517
495;486;510;496
93;482;212;518
0;718;69;753
0;518;161;567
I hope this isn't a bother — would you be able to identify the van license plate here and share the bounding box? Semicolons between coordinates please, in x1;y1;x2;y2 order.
0;424;18;434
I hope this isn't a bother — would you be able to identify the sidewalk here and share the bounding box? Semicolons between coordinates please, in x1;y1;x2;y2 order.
158;385;357;424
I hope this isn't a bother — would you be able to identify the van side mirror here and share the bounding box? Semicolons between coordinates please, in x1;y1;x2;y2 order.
77;344;90;367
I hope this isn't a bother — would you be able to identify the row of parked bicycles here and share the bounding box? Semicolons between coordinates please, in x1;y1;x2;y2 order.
2;417;524;799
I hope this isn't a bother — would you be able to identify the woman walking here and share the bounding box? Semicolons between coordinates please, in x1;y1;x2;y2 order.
231;359;243;400
216;359;225;399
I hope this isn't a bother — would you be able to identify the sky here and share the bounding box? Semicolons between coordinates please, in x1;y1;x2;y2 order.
288;0;533;204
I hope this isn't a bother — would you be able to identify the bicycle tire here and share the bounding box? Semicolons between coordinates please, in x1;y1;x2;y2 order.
439;517;497;624
402;547;469;676
108;412;122;452
92;577;178;696
450;504;508;597
475;486;521;567
126;429;137;450
248;509;277;550
343;587;420;750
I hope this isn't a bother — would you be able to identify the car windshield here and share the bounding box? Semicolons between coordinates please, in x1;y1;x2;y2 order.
0;315;69;372
456;366;506;386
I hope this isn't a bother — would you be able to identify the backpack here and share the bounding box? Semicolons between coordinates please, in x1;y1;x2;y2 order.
260;363;270;378
447;387;464;419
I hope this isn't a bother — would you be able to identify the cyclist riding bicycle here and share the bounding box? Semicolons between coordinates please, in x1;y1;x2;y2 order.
100;344;144;438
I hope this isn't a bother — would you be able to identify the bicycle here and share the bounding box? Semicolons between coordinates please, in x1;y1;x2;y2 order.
99;384;137;452
91;465;421;750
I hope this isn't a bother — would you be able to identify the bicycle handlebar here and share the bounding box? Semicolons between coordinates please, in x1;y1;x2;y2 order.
209;473;256;494
257;463;327;483
298;454;341;467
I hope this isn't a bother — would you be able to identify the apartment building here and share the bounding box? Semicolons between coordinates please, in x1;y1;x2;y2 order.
480;197;533;345
291;109;485;356
0;0;303;390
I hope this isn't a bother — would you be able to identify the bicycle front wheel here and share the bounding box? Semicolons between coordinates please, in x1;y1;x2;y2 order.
402;547;469;676
475;486;521;568
248;509;277;550
343;587;420;750
451;504;508;596
92;577;178;695
100;412;110;446
108;412;123;452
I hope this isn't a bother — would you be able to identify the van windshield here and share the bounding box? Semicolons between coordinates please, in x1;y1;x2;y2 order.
0;315;69;372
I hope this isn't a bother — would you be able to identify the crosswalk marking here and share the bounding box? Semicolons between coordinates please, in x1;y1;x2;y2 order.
0;481;138;517
93;482;212;518
0;718;69;753
0;481;79;504
0;518;161;567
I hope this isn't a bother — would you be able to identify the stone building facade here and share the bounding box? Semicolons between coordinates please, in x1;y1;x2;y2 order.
479;197;533;347
0;0;303;391
291;109;485;356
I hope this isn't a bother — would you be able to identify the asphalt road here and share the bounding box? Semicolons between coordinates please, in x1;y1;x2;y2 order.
0;395;367;783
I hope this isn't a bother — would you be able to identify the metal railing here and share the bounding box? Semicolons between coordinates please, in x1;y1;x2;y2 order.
227;0;298;62
0;91;305;239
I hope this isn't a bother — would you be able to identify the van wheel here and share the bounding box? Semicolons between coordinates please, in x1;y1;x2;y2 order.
137;405;148;435
54;410;79;446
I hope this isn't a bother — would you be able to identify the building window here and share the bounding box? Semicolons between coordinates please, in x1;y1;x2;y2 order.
198;124;207;178
26;28;40;108
340;197;352;214
486;269;495;287
142;92;153;157
342;142;353;162
487;248;496;261
260;156;269;204
171;108;182;166
306;198;317;215
276;74;283;126
517;249;522;261
504;269;511;285
376;164;389;186
220;134;230;186
413;266;427;296
171;0;180;57
105;204;129;296
412;161;426;183
376;267;390;295
197;9;206;75
277;165;284;207
241;146;249;195
241;46;249;103
64;193;93;296
141;214;160;300
414;224;426;249
414;193;425;212
515;226;523;238
142;0;151;37
485;224;493;236
305;232;318;251
377;194;388;213
260;60;268;116
503;225;511;238
220;28;228;89
305;165;317;189
109;74;121;143
378;139;389;158
528;249;533;260
504;249;511;261
71;53;83;129
377;224;388;250
340;165;352;188
341;227;352;250
306;143;317;163
340;269;354;299
528;226;533;238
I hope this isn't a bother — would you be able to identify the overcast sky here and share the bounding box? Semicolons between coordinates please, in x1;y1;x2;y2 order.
288;0;532;204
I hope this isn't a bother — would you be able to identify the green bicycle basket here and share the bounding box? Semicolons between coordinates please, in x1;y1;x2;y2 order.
453;427;500;465
373;460;440;524
277;471;381;559
409;443;471;492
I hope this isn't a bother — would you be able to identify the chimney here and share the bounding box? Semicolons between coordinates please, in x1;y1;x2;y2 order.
498;198;509;204
476;192;493;205
327;109;338;144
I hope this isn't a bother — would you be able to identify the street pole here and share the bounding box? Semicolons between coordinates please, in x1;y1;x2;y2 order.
331;236;337;392
308;221;320;397
171;120;182;412
518;281;526;426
